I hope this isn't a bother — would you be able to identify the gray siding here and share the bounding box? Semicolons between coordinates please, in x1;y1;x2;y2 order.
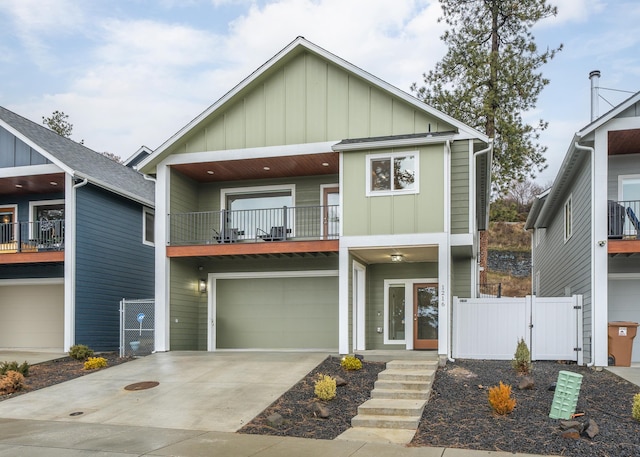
366;262;438;350
532;157;592;361
608;154;640;199
450;140;470;234
75;184;155;351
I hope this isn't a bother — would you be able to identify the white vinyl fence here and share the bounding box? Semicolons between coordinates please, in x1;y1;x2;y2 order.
452;295;582;363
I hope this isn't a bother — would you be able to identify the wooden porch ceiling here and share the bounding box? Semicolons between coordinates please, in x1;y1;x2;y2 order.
608;129;640;155
0;173;65;194
167;239;339;258
171;152;339;182
608;239;640;255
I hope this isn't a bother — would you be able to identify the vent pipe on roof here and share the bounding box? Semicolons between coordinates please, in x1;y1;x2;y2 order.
589;70;601;122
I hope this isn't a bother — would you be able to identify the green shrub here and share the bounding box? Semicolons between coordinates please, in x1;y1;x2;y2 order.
83;357;108;370
488;381;516;415
69;344;94;360
633;393;640;421
512;338;531;374
0;361;29;377
0;371;25;394
314;374;337;401
340;355;363;371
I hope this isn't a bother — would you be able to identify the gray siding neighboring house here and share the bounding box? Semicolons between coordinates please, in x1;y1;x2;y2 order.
0;105;154;352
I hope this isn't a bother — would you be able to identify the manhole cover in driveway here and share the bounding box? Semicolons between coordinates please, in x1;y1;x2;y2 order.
124;381;159;391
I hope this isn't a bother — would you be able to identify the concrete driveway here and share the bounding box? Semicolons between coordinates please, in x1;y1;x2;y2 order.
0;351;328;432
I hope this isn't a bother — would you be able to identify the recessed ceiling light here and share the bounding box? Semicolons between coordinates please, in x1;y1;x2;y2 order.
322;162;329;167
207;170;214;175
263;166;270;171
50;181;58;186
15;184;23;188
390;254;404;262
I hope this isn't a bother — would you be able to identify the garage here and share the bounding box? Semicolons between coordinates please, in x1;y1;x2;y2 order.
608;278;640;363
214;275;338;350
0;283;64;350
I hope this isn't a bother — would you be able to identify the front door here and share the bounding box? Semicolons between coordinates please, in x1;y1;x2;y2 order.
322;186;339;239
413;283;438;349
0;207;16;244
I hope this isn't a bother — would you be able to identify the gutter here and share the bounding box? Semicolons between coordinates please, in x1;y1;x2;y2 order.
574;141;596;367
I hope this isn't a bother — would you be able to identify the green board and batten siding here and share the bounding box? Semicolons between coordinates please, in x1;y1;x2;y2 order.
163;51;452;157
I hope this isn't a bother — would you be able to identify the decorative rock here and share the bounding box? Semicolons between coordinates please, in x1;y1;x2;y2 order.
561;428;581;439
518;376;535;390
267;412;283;427
354;354;364;361
334;375;347;387
310;402;330;418
548;382;557;391
559;420;584;432
585;419;599;439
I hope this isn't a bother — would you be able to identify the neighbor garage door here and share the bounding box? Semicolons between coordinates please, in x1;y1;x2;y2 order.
0;283;64;350
216;276;338;350
609;279;640;363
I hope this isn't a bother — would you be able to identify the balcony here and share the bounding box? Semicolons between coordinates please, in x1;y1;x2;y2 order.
167;205;339;257
0;220;65;263
608;200;640;255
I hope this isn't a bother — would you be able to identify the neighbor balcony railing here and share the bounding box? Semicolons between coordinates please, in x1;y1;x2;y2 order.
169;205;339;246
0;220;65;253
608;200;640;239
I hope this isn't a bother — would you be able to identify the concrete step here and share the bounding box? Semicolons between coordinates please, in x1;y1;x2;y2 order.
371;388;431;400
386;360;438;370
378;369;435;382
374;379;431;391
351;413;421;430
336;427;417;444
357;398;426;417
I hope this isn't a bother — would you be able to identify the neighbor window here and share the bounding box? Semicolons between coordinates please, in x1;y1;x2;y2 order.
367;152;418;196
563;195;572;242
143;208;154;246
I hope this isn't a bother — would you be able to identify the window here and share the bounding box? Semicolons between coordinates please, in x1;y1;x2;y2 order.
386;284;406;342
29;200;64;244
563;195;572;242
143;208;154;246
366;152;418;196
0;206;16;243
618;175;640;236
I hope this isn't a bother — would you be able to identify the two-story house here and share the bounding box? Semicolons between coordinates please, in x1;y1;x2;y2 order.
526;71;640;365
138;37;491;359
0;106;155;353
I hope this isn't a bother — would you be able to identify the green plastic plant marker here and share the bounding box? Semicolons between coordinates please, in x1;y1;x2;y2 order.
549;370;583;420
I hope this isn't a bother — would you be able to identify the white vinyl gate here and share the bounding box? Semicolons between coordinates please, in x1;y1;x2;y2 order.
452;295;582;363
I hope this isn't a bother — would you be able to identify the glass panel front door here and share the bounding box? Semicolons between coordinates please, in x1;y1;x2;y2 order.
413;283;438;349
0;207;15;244
622;177;640;236
388;285;405;341
322;187;339;239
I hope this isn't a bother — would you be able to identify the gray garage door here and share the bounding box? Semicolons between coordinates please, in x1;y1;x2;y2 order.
609;279;640;362
216;276;338;350
0;283;64;350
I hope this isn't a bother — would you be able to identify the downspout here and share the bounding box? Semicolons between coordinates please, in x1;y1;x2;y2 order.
444;140;455;362
574;141;596;367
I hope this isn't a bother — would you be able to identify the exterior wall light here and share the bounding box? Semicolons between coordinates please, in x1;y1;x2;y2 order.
199;278;207;293
391;254;403;262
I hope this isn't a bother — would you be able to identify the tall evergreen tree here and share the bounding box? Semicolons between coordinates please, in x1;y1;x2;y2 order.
412;0;562;191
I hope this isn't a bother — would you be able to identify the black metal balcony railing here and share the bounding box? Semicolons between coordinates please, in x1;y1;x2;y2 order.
169;205;339;246
0;220;65;253
478;283;502;298
608;200;640;239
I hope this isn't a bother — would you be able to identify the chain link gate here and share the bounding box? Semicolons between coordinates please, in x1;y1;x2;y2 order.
120;298;155;357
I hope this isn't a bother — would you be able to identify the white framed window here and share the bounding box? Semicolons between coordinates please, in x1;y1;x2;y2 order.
143;207;154;246
384;281;408;344
29;199;64;241
618;174;640;236
563;195;572;242
366;151;419;196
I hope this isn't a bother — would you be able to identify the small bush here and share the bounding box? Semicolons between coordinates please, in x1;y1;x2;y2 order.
83;357;108;370
512;338;531;374
0;371;26;394
488;381;516;415
314;374;337;401
340;355;363;371
633;393;640;421
0;361;29;377
69;344;94;360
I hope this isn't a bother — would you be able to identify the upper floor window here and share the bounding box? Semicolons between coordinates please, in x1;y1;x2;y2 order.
143;207;155;246
563;195;572;242
366;152;418;196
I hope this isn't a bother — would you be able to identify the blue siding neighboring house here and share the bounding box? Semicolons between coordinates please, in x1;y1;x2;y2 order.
0;106;154;352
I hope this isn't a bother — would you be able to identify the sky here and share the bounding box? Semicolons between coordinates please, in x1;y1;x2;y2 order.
0;0;638;186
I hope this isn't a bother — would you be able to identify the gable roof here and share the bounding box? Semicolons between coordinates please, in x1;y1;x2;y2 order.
0;106;154;206
139;36;488;173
